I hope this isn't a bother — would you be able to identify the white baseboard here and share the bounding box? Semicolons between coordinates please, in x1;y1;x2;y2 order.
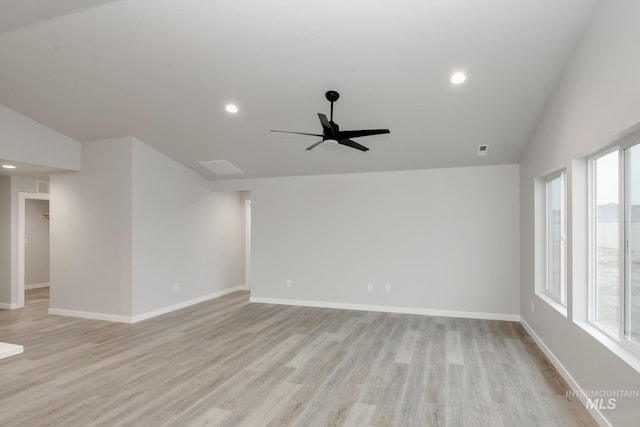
249;297;520;322
520;319;611;427
0;342;24;360
48;308;133;323
131;286;249;323
48;286;249;324
25;282;49;290
0;302;23;310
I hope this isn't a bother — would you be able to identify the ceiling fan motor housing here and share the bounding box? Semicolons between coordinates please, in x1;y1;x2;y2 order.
325;90;340;102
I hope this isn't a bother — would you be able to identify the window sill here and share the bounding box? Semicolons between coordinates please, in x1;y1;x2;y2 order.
574;320;640;374
538;292;568;317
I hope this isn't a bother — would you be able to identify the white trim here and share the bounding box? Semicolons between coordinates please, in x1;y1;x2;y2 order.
538;293;568;318
17;192;49;308
131;286;249;323
249;297;520;321
25;282;49;290
520;319;611;427
48;308;133;323
47;286;249;324
0;342;24;360
0;302;23;310
244;199;251;289
543;170;567;307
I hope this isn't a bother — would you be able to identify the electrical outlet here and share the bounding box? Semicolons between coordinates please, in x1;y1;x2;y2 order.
174;282;180;291
385;284;391;293
286;279;292;288
367;283;373;291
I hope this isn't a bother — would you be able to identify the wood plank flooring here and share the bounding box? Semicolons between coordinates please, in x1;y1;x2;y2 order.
0;288;597;426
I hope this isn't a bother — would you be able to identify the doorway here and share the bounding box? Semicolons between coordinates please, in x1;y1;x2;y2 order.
17;192;50;307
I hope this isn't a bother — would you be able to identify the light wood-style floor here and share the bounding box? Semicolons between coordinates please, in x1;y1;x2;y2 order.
0;288;596;426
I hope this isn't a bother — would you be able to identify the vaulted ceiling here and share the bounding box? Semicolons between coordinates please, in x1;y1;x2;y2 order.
0;0;598;180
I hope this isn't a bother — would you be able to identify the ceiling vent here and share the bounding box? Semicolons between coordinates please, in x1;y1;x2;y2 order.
199;160;244;176
476;144;489;156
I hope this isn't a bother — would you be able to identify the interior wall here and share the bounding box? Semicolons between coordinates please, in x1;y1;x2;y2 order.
131;139;245;316
520;1;640;425
49;138;133;317
0;176;10;305
0;103;80;170
213;164;520;318
25;199;49;286
0;102;80;307
49;137;245;320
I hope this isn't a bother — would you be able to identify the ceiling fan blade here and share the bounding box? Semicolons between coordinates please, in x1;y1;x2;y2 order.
305;140;325;151
337;129;390;139
317;113;331;130
270;130;323;137
338;139;369;152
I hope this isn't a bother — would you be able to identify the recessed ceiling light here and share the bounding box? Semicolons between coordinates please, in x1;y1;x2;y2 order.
225;104;238;114
2;164;16;169
450;71;467;85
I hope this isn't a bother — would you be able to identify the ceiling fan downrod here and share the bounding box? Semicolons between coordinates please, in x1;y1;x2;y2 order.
325;90;339;122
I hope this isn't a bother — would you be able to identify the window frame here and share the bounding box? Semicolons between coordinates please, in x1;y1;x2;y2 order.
544;170;567;306
588;141;640;357
588;147;622;338
623;142;640;351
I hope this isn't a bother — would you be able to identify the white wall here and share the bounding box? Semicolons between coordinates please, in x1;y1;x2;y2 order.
0;104;80;171
520;1;640;425
50;138;133;317
0;176;10;304
25;199;50;285
213;164;520;318
0;102;79;306
50;137;245;320
0;176;47;306
131;140;244;316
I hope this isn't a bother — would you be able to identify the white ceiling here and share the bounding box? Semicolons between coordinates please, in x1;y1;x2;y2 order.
0;0;598;180
0;0;123;34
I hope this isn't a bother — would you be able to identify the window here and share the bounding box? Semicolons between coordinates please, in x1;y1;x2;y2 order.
590;142;640;350
625;143;640;346
592;150;620;333
546;171;566;305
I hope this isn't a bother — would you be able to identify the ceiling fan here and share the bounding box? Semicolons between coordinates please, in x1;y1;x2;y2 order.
270;90;390;151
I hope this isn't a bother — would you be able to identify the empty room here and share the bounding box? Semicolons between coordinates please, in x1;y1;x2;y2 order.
1;0;639;426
